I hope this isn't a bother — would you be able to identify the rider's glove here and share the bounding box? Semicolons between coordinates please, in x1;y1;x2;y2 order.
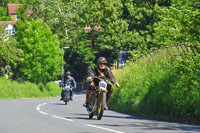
87;77;93;82
115;82;119;88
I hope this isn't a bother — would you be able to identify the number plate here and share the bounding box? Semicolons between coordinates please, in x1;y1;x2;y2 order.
99;81;107;91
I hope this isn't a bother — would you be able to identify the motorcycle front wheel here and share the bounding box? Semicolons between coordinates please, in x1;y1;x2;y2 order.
63;91;69;105
97;91;106;120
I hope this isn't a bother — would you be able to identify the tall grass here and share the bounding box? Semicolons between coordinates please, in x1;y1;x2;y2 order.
0;77;61;99
109;49;200;124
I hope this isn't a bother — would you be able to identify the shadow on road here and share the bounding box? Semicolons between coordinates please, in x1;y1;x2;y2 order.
64;113;200;132
103;114;147;120
53;103;65;105
95;122;200;132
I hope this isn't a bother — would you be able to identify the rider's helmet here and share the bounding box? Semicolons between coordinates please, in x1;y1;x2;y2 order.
66;71;71;75
97;57;107;65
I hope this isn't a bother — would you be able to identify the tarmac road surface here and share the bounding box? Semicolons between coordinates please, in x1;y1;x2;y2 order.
0;93;200;133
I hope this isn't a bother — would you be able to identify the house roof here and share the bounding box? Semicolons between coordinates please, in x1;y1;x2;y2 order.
8;4;22;15
0;21;17;29
0;21;17;25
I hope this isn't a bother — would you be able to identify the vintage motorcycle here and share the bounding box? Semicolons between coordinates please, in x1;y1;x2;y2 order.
86;76;108;120
62;85;72;105
59;81;72;105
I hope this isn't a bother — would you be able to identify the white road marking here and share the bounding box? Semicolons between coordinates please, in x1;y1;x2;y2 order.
36;99;125;133
86;124;126;133
36;102;73;122
39;111;48;115
36;107;40;110
52;115;74;122
42;103;47;106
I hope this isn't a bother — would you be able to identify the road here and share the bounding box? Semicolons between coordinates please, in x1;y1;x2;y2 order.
0;93;200;133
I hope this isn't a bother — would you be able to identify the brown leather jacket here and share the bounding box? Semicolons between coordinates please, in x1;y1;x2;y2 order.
88;65;116;84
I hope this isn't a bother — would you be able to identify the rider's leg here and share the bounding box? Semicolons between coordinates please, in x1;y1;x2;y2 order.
60;89;65;100
83;82;92;107
69;90;73;101
83;89;89;107
104;84;113;110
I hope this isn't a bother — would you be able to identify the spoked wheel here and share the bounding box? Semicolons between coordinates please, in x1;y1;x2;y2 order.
97;92;106;120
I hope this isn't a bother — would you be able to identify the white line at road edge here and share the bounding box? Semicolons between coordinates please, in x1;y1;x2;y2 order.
86;124;126;133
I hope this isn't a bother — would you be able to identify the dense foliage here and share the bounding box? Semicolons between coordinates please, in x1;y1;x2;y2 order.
0;0;199;81
109;49;200;124
0;29;22;76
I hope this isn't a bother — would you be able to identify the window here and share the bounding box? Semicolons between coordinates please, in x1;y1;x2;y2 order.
5;28;15;35
12;28;15;35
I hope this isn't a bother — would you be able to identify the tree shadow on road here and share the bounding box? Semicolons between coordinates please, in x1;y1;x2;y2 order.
67;113;200;132
53;103;65;105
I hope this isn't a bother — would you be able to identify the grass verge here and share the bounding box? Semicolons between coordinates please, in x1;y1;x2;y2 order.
109;49;200;125
0;77;60;99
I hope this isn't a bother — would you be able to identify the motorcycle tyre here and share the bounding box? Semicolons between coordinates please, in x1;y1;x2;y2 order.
97;91;106;120
63;91;69;105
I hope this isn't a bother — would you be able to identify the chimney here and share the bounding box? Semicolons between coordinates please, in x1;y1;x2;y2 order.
94;24;98;31
98;24;101;30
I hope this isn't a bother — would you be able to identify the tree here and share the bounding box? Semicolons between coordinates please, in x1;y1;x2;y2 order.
30;0;96;80
0;7;13;21
152;0;200;47
15;19;64;83
0;29;22;77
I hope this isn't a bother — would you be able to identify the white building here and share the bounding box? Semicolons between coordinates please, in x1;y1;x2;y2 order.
0;4;32;36
0;21;17;35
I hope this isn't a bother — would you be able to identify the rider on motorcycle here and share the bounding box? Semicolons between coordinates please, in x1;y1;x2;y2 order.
60;71;76;101
83;57;119;110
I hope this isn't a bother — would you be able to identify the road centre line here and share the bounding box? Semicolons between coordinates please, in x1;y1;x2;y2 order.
52;115;73;122
36;102;74;122
36;101;124;133
39;111;48;115
36;106;40;110
86;124;126;133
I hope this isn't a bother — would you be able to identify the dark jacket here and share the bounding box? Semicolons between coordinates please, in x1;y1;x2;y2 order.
63;76;76;89
88;65;116;84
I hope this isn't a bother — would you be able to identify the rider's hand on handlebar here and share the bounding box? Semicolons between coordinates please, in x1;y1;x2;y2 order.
87;77;93;82
115;82;119;88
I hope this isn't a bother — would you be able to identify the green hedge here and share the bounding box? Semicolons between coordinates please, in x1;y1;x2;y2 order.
0;77;61;99
109;50;200;124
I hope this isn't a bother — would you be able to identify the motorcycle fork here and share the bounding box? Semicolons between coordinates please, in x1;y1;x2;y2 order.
91;89;102;113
